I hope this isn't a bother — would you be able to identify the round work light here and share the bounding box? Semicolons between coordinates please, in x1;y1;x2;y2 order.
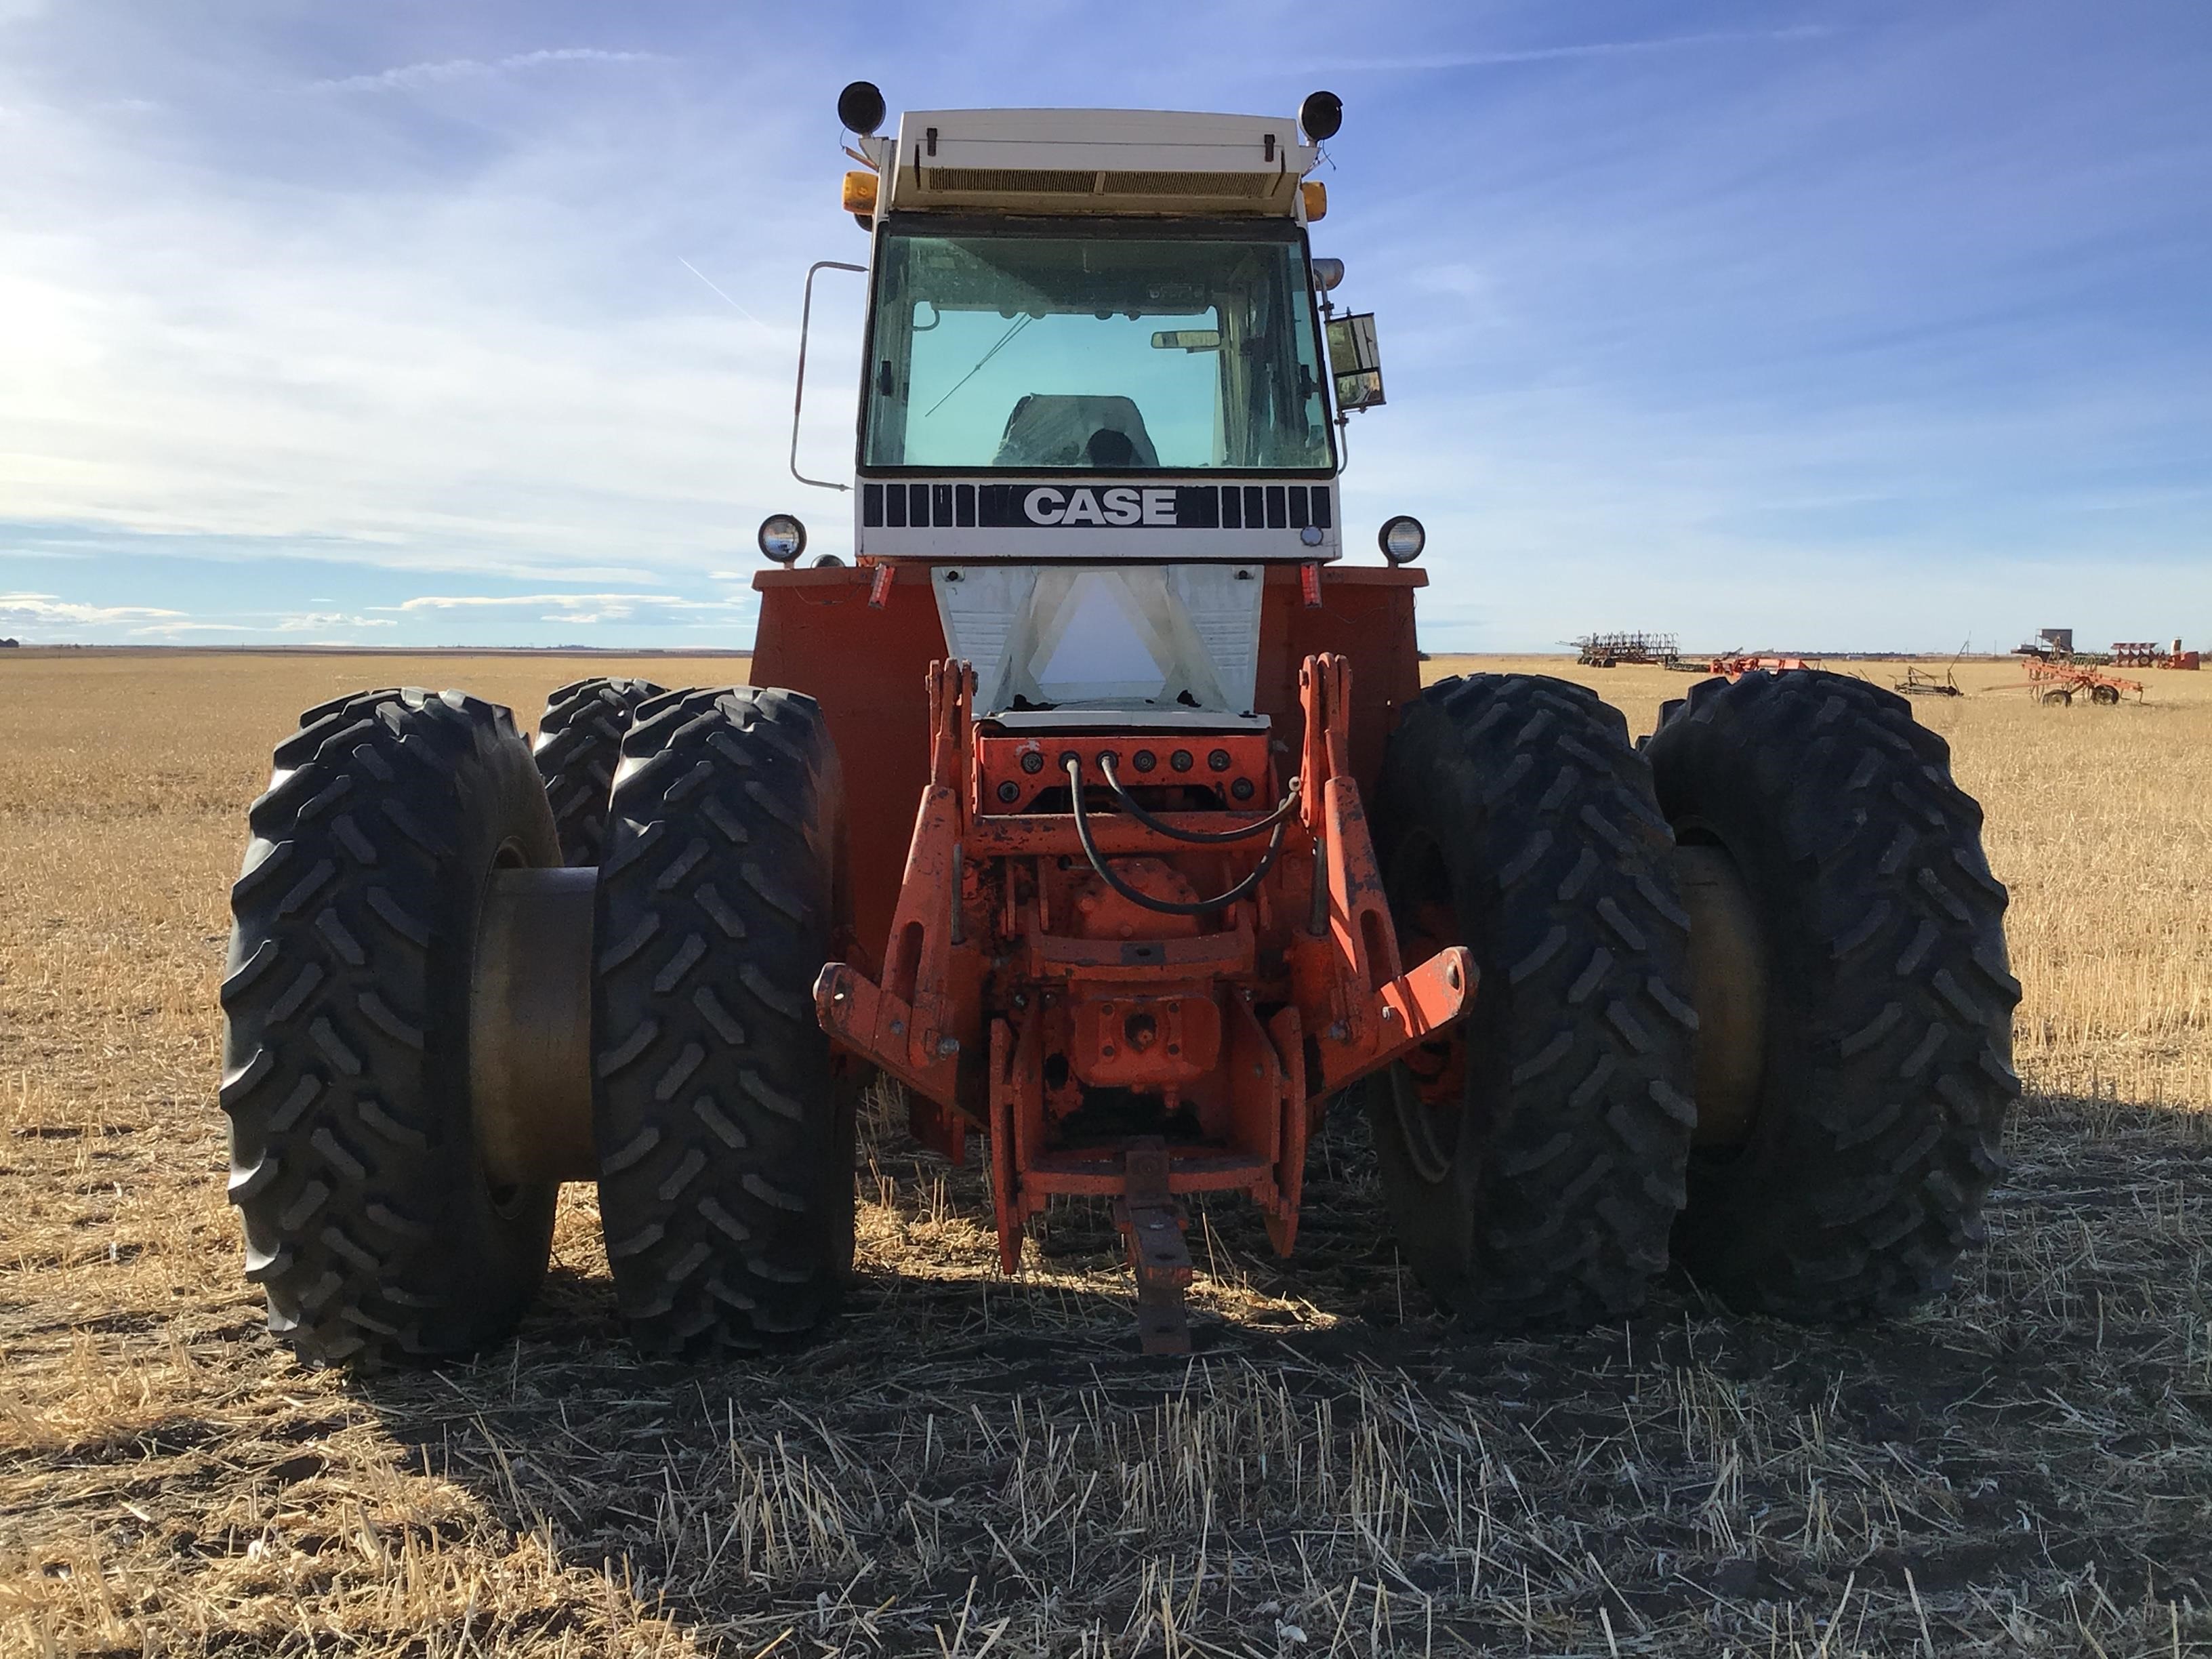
1299;90;1343;143
758;513;807;564
1378;514;1426;565
838;81;886;137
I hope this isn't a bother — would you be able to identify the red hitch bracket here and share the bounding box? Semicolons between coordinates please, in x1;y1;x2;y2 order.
1115;1139;1194;1355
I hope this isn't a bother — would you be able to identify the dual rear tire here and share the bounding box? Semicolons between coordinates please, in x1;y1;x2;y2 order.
1366;668;2018;1327
222;681;853;1366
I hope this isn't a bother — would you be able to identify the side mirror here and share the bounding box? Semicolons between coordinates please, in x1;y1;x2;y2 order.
1325;313;1385;412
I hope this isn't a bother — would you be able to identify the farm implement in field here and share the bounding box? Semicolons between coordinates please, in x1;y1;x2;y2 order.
2024;657;2144;706
1574;632;1681;668
1896;642;1969;699
1895;665;1963;697
1656;653;1818;679
2111;640;2200;671
1706;654;1816;679
218;85;2020;1366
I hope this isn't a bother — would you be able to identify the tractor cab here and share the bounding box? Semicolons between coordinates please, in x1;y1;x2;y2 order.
762;92;1408;745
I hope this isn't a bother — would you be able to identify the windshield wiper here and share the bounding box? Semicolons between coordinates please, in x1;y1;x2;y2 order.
924;312;1034;417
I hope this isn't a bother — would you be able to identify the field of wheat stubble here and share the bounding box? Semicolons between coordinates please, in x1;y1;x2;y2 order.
1;649;2207;1657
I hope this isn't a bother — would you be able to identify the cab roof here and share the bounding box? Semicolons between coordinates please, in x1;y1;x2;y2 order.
857;108;1321;220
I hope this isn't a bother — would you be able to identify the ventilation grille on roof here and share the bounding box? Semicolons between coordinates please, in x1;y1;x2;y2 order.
922;168;1277;199
1103;171;1271;197
926;168;1097;193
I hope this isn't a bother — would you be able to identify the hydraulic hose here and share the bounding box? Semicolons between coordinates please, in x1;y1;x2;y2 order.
1065;758;1288;917
1097;752;1301;844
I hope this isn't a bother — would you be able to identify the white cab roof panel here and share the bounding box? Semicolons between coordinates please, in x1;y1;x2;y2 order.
876;108;1318;218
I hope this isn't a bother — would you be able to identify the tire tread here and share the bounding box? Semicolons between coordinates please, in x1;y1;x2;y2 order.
222;688;558;1366
593;687;854;1354
1368;673;1697;1328
1647;668;2018;1319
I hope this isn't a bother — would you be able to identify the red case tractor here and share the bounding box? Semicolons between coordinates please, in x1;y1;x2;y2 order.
219;87;2019;1364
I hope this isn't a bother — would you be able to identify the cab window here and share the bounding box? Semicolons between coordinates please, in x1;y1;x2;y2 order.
861;224;1332;472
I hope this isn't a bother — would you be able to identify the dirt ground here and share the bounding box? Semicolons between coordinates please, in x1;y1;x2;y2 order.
2;648;2208;1656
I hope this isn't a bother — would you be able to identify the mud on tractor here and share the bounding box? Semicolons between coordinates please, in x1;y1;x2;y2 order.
220;86;2020;1364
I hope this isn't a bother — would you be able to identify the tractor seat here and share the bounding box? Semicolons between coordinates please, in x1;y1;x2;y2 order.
993;394;1160;469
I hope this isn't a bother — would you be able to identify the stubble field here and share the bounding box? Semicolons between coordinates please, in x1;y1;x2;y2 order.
2;649;2209;1657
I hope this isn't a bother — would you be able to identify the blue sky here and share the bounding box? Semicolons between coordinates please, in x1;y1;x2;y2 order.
1;1;2206;651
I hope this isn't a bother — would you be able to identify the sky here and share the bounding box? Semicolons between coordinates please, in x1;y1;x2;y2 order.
1;0;2207;652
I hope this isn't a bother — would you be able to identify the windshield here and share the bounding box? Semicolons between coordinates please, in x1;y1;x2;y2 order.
861;222;1332;473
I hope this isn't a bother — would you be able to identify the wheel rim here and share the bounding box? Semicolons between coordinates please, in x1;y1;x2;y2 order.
1382;832;1466;1184
1672;832;1768;1150
477;836;535;1220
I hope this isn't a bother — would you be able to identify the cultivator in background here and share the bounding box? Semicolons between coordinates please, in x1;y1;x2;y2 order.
1574;631;1679;668
218;83;2021;1368
2024;657;2144;706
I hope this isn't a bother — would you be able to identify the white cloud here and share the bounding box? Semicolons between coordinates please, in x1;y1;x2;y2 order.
392;592;754;627
275;611;396;631
396;592;678;611
1309;26;1837;76
0;590;184;626
125;619;255;637
312;48;668;96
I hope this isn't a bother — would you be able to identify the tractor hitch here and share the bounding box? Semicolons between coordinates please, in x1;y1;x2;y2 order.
1117;1140;1195;1355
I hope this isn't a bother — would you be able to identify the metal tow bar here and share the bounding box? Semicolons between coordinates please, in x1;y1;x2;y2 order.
1114;1140;1194;1355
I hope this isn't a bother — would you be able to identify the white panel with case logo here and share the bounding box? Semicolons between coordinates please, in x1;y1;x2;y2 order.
860;477;1338;561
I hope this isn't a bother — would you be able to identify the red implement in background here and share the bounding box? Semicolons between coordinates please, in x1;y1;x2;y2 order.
1708;654;1814;680
2112;641;2200;670
2025;657;2144;705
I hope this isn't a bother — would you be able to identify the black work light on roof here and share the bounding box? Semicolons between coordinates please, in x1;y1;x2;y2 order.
838;81;886;137
1299;90;1343;143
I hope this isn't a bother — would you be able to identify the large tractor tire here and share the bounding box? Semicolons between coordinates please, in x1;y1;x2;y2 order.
220;689;561;1366
1644;669;2018;1319
592;687;856;1353
533;676;668;865
1364;674;1698;1327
